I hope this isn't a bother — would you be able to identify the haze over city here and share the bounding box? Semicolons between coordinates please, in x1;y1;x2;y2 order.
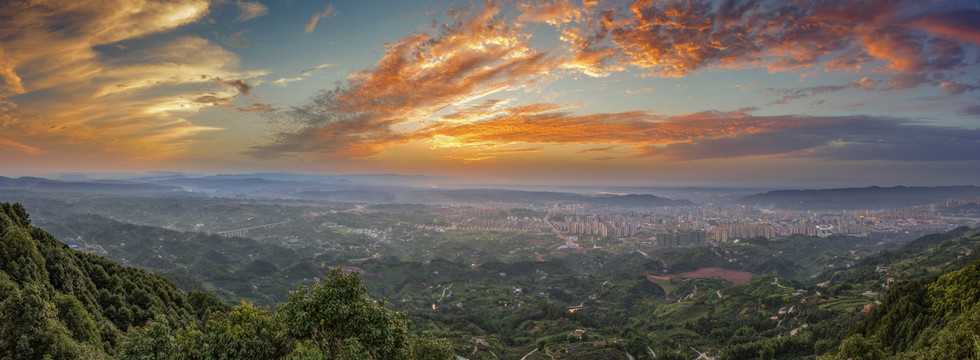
2;0;980;186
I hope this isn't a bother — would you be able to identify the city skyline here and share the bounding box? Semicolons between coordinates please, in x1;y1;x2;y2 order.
2;0;980;187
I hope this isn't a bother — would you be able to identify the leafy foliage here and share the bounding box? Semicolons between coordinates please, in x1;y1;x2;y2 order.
0;203;453;359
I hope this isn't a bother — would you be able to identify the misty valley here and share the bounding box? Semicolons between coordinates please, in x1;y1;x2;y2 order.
2;174;980;359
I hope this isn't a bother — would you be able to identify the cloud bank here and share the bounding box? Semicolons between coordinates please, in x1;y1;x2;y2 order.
254;0;980;168
0;0;264;162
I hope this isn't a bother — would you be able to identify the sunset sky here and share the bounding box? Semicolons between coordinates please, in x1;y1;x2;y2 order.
2;0;979;186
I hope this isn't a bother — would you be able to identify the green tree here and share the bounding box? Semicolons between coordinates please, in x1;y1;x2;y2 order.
831;334;886;360
116;316;176;360
171;300;291;360
276;268;448;360
52;293;102;344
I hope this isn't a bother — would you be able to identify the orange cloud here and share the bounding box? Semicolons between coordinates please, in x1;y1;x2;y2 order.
861;28;925;73
257;0;980;165
332;3;555;119
912;9;980;46
576;146;614;154
0;137;42;155
0;47;24;98
516;0;585;25
425;108;824;148
254;2;574;159
0;1;265;163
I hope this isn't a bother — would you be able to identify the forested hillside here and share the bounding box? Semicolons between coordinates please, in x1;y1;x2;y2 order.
825;259;980;359
0;202;452;359
3;200;979;359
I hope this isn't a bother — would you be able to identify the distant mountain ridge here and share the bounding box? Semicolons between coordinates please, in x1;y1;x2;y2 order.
396;188;694;206
741;185;980;209
1;174;694;206
0;176;181;193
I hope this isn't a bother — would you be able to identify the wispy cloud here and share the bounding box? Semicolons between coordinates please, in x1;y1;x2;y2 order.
959;105;980;115
911;9;980;46
635;116;980;162
272;77;304;86
0;137;42;155
236;0;269;22
267;63;335;88
0;47;24;98
940;81;980;96
305;4;336;34
216;30;250;48
301;63;335;75
0;0;264;162
237;103;279;113
762;85;849;105
576;146;614;154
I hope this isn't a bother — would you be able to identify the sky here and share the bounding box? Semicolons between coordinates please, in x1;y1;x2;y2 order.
1;0;980;187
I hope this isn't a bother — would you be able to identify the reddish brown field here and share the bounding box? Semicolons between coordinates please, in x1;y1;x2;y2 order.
677;267;754;285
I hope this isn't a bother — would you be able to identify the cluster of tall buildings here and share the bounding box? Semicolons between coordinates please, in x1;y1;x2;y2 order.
565;216;638;238
656;230;707;247
946;198;980;207
610;220;639;237
567;219;608;237
544;200;954;247
712;222;776;242
875;206;941;223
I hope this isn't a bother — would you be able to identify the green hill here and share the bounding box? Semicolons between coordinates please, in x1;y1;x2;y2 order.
4;197;978;360
0;202;205;358
0;202;453;359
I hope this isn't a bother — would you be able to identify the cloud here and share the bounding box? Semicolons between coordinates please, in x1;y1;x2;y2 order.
216;30;250;48
425;108;812;147
545;0;975;84
193;95;234;105
305;4;336;34
267;63;335;88
218;78;254;95
940;81;980;96
301;63;335;75
443;155;496;163
489;147;543;154
236;1;269;22
0;0;210;87
0;137;42;155
885;72;932;90
325;3;563;122
850;77;881;91
959;105;980;116
516;0;585;25
764;85;849;105
0;47;24;98
0;1;263;160
636;116;980;162
238;103;279;113
253;0;566;159
576;146;614;154
256;0;980;165
912;9;980;46
625;88;652;94
249;90;411;158
861;27;927;73
272;77;304;86
0;100;16;127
